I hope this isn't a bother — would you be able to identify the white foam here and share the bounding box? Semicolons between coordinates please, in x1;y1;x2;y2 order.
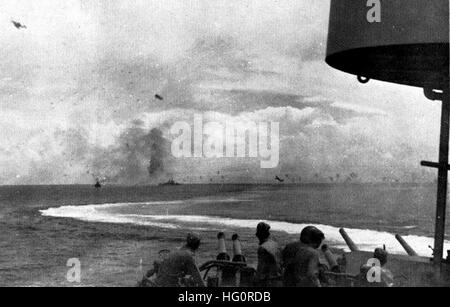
40;202;450;258
40;204;180;229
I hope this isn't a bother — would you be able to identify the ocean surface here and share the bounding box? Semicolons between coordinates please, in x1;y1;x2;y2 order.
1;183;449;286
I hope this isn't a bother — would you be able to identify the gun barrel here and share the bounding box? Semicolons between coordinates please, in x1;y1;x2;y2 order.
232;234;246;263
232;234;243;256
339;228;359;251
395;234;418;256
217;232;227;254
216;232;230;261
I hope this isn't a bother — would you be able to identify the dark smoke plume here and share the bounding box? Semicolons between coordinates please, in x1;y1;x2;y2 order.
147;128;165;175
90;120;171;185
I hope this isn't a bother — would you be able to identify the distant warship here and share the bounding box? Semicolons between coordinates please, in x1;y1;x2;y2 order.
158;178;181;186
94;180;102;189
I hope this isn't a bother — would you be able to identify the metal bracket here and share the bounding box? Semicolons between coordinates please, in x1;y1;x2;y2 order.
421;161;450;170
424;88;445;101
357;76;370;84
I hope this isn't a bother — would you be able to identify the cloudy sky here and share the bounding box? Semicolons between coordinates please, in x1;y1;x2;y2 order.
0;0;442;185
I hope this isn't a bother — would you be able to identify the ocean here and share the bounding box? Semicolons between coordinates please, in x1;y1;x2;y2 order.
0;183;449;286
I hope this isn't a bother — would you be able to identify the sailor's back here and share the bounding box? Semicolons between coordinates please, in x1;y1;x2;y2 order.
282;241;321;287
154;248;201;287
256;239;282;286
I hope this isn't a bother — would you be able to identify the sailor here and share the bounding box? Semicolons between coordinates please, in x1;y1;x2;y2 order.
153;233;205;287
321;244;340;273
355;248;394;287
255;222;282;287
282;226;325;287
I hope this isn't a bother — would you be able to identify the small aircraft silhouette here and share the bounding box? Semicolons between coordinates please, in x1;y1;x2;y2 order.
11;20;27;29
275;176;284;183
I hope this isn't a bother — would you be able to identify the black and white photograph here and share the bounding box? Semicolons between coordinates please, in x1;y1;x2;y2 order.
0;0;449;291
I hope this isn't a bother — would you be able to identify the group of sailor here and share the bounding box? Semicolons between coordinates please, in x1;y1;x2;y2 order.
140;223;394;287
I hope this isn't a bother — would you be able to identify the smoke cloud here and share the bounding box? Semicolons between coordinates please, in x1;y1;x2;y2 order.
147;128;167;176
88;121;171;185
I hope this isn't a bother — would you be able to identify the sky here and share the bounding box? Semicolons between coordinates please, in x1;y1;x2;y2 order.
0;0;443;185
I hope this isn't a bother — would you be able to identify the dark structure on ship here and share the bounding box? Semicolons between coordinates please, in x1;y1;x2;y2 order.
326;0;449;285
